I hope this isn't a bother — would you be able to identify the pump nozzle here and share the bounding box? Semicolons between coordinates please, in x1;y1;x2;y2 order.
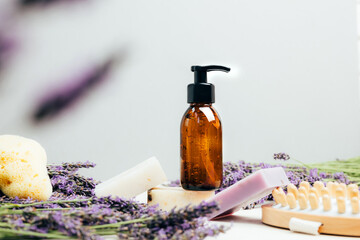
188;65;230;103
191;65;230;84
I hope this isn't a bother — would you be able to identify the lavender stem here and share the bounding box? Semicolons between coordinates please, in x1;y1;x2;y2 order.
291;158;312;169
37;207;82;211
0;228;70;239
0;198;91;209
91;217;152;229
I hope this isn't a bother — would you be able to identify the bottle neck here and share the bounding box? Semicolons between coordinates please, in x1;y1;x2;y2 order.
190;103;212;107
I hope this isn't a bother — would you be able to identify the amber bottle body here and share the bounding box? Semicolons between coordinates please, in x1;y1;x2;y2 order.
180;103;222;190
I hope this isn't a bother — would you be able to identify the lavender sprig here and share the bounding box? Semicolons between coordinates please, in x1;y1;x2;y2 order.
0;200;223;240
273;152;312;169
47;161;98;197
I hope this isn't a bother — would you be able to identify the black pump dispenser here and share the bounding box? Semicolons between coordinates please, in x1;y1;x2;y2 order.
188;65;230;103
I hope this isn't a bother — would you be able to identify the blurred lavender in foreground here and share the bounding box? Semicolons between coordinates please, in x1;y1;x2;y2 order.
19;0;86;7
33;57;118;122
0;34;16;71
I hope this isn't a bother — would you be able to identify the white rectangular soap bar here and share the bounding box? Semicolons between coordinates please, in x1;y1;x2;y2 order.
148;185;215;211
207;167;289;219
95;156;168;199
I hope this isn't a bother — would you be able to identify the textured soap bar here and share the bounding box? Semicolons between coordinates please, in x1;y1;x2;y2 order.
95;156;167;199
148;185;215;211
207;167;289;219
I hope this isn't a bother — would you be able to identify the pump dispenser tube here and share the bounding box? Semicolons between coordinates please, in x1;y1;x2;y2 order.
180;65;230;191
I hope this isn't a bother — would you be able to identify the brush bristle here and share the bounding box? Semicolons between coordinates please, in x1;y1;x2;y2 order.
274;181;360;214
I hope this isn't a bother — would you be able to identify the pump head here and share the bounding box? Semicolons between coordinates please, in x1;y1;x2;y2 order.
188;65;230;103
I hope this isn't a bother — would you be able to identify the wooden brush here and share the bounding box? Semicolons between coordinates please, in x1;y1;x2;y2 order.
263;181;360;236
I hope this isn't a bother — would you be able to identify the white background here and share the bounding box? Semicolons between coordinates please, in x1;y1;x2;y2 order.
0;0;359;181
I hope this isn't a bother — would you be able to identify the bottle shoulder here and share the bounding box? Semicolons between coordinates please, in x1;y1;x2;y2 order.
181;104;221;125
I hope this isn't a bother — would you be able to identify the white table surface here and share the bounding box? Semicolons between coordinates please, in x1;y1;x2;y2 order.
132;193;354;240
209;208;354;240
103;206;355;240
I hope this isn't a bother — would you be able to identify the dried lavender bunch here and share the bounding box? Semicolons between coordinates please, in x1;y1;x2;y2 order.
0;199;223;239
0;162;225;240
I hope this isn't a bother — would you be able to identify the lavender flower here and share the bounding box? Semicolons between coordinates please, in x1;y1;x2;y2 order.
333;172;350;185
167;179;180;187
10;218;25;229
273;153;290;161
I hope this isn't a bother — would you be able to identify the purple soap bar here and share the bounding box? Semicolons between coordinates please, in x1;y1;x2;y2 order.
207;167;289;219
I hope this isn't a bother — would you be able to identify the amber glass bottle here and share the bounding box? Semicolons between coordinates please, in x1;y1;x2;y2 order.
181;103;222;190
180;65;230;191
